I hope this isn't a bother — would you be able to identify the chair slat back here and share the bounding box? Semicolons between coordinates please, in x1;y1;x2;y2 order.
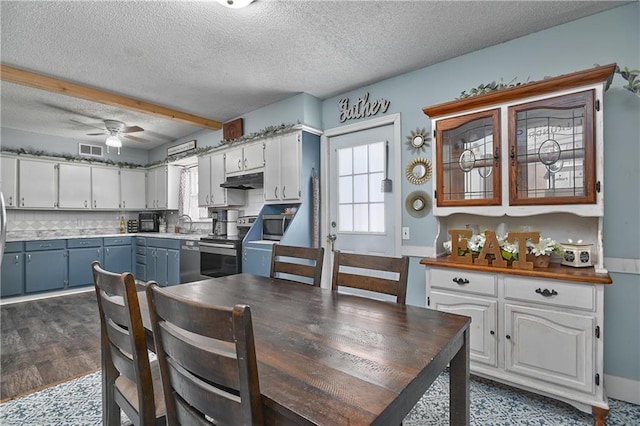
147;283;264;426
270;244;324;287
92;261;158;424
331;251;409;305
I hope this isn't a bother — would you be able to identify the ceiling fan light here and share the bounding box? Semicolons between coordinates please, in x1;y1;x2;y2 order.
105;135;122;148
216;0;255;9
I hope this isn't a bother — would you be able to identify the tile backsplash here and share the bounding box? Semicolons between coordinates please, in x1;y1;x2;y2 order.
5;188;265;239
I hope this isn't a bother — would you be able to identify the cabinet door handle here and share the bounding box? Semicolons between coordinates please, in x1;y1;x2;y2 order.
535;288;558;297
21;197;24;206
452;277;469;285
97;249;101;256
274;186;278;199
27;254;31;263
84;200;87;208
238;159;242;170
122;201;126;209
8;196;12;206
494;147;500;168
282;186;286;198
244;158;248;169
13;255;19;264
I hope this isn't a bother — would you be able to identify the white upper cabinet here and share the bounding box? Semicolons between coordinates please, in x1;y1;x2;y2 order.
146;165;180;210
199;153;244;207
225;142;264;175
58;163;92;209
91;167;120;209
264;132;302;203
120;169;146;210
18;159;57;208
1;156;17;207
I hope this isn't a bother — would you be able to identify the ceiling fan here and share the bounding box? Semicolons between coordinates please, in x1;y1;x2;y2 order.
72;119;150;154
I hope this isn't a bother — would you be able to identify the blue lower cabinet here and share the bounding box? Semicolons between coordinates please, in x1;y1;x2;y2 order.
146;239;180;286
103;237;133;274
67;238;102;287
2;242;24;297
25;240;67;293
242;245;272;277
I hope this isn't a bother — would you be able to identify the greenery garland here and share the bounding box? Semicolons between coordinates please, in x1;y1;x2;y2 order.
456;77;531;99
1;122;301;168
614;65;640;96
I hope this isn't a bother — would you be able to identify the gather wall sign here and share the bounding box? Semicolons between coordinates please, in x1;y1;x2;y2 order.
338;92;390;122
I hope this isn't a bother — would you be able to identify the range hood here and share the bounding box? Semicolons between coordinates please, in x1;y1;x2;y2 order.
220;172;264;190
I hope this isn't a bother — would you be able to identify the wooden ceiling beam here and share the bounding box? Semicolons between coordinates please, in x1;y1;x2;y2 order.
0;64;222;130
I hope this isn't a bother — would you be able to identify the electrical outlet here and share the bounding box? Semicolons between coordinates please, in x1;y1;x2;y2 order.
402;227;410;240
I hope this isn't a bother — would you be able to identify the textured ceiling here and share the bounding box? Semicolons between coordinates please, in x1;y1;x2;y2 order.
0;0;629;151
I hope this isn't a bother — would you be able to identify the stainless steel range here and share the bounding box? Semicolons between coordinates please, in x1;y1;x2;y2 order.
199;215;257;278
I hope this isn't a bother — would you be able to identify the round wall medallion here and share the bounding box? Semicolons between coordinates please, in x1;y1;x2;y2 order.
405;127;430;153
405;191;431;218
406;157;432;185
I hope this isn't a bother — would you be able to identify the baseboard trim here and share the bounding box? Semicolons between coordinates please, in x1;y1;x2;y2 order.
0;287;93;306
604;374;640;404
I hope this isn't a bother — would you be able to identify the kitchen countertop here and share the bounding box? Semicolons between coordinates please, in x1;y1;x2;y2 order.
7;232;210;243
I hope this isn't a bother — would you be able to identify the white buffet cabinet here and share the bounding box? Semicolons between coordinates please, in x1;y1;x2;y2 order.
421;64;615;426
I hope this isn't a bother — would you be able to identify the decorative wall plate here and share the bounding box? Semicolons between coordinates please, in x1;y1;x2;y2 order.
405;127;430;153
406;157;432;185
405;190;431;218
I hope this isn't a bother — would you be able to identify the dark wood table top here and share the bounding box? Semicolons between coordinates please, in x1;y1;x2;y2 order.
138;273;471;425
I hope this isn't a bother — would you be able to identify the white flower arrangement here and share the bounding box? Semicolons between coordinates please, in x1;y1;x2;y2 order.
443;232;562;261
526;236;564;257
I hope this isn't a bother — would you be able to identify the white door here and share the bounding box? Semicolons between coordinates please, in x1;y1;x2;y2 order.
322;115;401;290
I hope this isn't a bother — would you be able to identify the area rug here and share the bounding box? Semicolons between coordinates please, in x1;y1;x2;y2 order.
1;370;639;425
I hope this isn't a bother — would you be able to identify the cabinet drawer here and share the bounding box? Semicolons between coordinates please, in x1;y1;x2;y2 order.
504;276;595;311
4;241;23;253
136;237;147;246
104;236;132;246
430;268;497;297
67;238;102;248
136;254;146;264
25;239;66;251
147;238;180;250
136;246;146;255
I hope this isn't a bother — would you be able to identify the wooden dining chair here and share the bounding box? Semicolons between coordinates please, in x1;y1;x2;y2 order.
270;244;325;287
331;250;410;305
91;261;166;426
146;282;264;426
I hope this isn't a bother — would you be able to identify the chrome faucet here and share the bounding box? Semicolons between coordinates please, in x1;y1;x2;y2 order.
178;214;193;233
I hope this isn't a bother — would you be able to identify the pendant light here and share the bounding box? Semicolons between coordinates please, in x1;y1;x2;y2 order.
105;134;122;155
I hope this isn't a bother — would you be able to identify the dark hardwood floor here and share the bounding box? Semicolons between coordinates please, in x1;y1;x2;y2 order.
0;291;101;401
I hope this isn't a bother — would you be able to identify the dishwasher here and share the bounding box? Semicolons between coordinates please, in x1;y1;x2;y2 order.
180;239;204;283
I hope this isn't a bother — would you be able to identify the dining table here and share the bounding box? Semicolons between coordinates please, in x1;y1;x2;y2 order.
103;273;471;425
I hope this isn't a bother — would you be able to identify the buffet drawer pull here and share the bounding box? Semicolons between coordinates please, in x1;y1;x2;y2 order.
452;277;469;285
535;288;558;297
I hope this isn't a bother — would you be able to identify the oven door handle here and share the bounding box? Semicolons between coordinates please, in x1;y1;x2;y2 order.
200;242;236;249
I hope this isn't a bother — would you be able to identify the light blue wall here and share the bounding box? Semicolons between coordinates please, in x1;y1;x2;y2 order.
320;3;640;382
0;127;149;165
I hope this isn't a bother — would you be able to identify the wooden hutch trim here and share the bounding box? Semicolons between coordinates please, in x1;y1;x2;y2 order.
422;63;616;119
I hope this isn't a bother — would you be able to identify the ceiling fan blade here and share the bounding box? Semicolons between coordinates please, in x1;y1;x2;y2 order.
71;119;107;131
87;132;108;136
124;134;151;143
122;125;144;133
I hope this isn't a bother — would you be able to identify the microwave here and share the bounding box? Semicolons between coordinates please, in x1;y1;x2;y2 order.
139;212;160;232
262;214;293;241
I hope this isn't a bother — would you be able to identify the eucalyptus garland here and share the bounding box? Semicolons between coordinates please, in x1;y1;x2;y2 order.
456;77;531;99
220;122;299;146
0;147;145;168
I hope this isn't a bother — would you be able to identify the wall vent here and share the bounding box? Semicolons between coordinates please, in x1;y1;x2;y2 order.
79;143;103;157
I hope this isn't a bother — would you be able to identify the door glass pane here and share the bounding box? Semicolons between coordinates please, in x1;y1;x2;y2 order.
442;115;495;202
368;141;384;172
339;205;353;232
339;176;353;203
514;105;586;199
338;147;352;176
353;204;369;232
353;145;368;174
369;203;385;232
337;141;386;234
353;174;368;203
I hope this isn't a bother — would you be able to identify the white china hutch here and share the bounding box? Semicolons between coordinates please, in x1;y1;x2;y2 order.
420;64;615;426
